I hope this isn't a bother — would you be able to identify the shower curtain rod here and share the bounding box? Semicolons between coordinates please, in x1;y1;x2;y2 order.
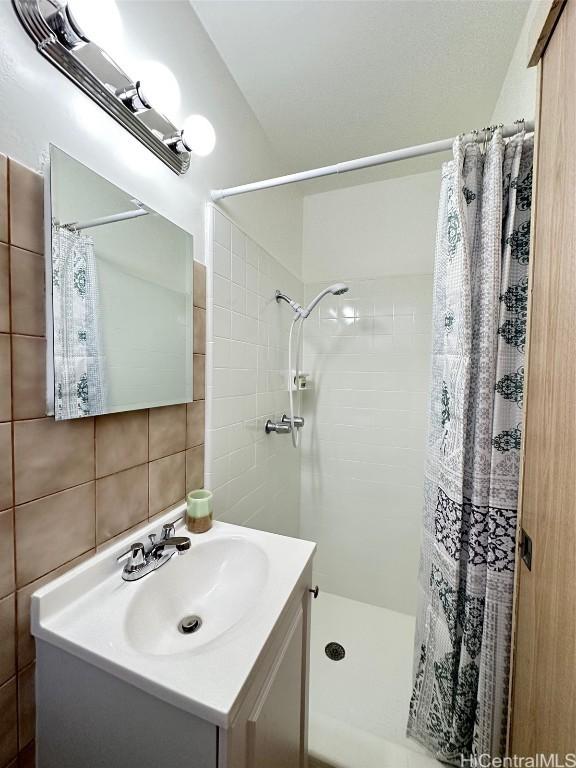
211;120;534;201
63;208;149;231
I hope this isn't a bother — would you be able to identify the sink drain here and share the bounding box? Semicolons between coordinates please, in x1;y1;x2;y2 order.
178;615;202;635
325;642;345;661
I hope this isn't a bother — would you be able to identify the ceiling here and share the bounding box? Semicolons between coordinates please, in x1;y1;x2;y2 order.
192;0;531;193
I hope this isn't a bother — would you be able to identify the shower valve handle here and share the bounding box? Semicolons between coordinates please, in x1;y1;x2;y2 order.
309;586;319;599
282;414;304;428
265;419;292;435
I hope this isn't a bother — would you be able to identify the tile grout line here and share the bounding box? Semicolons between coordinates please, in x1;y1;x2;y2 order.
14;476;96;515
16;545;95;594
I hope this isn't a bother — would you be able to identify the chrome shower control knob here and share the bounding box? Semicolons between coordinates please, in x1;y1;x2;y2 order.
282;414;304;428
265;419;292;434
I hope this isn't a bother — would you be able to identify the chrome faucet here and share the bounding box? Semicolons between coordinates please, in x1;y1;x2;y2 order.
119;521;191;582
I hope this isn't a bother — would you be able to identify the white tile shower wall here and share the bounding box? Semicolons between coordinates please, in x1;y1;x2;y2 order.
300;274;433;615
206;206;302;536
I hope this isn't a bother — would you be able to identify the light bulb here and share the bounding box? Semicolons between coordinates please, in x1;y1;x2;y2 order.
66;0;123;54
137;61;181;121
181;114;216;157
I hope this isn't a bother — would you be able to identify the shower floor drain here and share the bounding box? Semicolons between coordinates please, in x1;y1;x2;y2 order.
325;642;345;661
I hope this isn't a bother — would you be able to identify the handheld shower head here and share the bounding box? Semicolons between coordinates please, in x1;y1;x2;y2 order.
275;280;349;449
300;282;349;318
275;283;349;318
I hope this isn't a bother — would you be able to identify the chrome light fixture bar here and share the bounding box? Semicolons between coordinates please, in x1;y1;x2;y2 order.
115;82;152;115
12;0;191;175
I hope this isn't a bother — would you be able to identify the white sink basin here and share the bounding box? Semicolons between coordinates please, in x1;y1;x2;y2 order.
125;536;268;655
31;506;315;727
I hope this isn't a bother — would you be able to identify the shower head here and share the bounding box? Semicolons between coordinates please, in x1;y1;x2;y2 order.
275;283;349;318
300;283;349;318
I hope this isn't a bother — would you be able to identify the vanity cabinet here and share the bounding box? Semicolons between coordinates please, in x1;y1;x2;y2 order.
35;562;312;768
245;611;304;767
219;578;310;768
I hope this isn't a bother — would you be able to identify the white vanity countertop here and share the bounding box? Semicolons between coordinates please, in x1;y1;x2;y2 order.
31;506;316;728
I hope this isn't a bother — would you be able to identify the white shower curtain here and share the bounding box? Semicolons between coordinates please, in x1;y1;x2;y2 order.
407;128;533;762
52;223;105;419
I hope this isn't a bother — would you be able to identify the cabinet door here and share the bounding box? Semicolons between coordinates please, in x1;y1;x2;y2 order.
246;607;304;768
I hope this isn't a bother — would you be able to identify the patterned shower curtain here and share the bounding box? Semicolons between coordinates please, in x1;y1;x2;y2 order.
407;128;533;762
52;223;105;419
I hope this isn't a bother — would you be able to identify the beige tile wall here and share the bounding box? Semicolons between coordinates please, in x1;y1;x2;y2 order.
0;154;206;768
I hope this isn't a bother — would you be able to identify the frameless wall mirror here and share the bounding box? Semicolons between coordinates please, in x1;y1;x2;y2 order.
48;146;194;420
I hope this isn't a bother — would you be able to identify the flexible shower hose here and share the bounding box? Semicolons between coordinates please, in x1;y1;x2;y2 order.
288;314;305;448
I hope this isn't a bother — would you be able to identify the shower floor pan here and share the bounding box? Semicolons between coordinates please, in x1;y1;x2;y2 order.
309;591;441;768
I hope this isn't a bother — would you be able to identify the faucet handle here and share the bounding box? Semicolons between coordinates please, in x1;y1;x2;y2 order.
282;414;304;428
161;522;176;541
125;543;146;574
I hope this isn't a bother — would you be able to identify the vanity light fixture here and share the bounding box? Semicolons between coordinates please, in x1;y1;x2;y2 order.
47;0;124;53
115;82;152;114
45;4;87;51
181;114;217;157
136;60;182;122
164;115;217;157
13;0;216;174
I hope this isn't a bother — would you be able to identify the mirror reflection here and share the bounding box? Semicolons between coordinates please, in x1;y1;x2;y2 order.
49;146;194;420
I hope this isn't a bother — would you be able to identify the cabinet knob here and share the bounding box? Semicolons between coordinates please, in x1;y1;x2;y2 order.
309;585;319;599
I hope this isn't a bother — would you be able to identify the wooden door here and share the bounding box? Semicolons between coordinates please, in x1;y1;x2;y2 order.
510;0;576;756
